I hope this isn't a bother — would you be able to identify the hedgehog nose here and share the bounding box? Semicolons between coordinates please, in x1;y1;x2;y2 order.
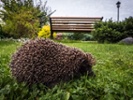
88;71;96;77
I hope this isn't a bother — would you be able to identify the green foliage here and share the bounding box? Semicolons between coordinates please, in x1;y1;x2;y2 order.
0;40;133;99
0;25;12;39
0;0;54;38
93;17;133;43
0;25;4;38
123;16;133;37
82;34;94;41
66;32;93;41
67;32;85;40
2;8;40;38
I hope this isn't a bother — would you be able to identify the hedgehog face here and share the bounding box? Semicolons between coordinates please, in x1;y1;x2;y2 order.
79;53;96;77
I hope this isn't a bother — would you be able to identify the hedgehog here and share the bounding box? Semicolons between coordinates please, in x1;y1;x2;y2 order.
9;38;96;87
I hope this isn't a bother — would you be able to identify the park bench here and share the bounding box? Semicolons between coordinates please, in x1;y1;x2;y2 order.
49;16;103;38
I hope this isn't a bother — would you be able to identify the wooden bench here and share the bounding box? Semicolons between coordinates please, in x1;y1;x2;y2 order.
49;17;103;38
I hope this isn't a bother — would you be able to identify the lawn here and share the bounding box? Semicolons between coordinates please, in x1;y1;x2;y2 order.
0;40;133;100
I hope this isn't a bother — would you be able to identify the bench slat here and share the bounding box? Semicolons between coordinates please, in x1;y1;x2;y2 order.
52;21;96;24
52;29;94;32
52;29;93;32
51;19;101;21
50;16;103;19
52;25;93;29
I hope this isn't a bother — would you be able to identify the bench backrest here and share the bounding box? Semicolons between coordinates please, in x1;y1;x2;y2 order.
49;17;103;38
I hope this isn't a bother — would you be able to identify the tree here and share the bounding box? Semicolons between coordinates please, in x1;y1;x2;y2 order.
0;0;55;38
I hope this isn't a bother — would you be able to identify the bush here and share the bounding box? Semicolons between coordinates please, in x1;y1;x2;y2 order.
82;34;94;41
38;25;56;39
93;25;123;43
1;8;40;38
69;32;85;40
0;0;53;39
93;17;133;43
66;32;93;41
0;25;12;39
123;16;133;37
0;25;4;38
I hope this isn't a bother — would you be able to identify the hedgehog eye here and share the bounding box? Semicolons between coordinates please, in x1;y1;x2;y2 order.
82;59;88;65
78;58;84;63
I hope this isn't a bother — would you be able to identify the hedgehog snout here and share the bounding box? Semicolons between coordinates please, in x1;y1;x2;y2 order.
86;54;96;77
87;68;96;77
82;63;95;77
79;59;94;76
79;53;96;77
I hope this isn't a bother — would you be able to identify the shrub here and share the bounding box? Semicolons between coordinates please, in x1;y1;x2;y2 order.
71;32;85;40
123;16;133;37
93;25;123;43
1;8;40;38
63;32;94;41
0;0;54;39
52;32;94;41
93;17;133;43
38;25;56;39
82;34;94;41
0;25;12;39
0;25;4;38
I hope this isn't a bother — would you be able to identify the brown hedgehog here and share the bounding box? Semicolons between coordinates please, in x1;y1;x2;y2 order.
10;39;96;87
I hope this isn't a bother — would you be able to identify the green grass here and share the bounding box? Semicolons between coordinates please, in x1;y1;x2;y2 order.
0;40;133;100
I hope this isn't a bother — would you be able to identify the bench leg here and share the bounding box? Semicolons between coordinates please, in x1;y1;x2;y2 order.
50;31;53;39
